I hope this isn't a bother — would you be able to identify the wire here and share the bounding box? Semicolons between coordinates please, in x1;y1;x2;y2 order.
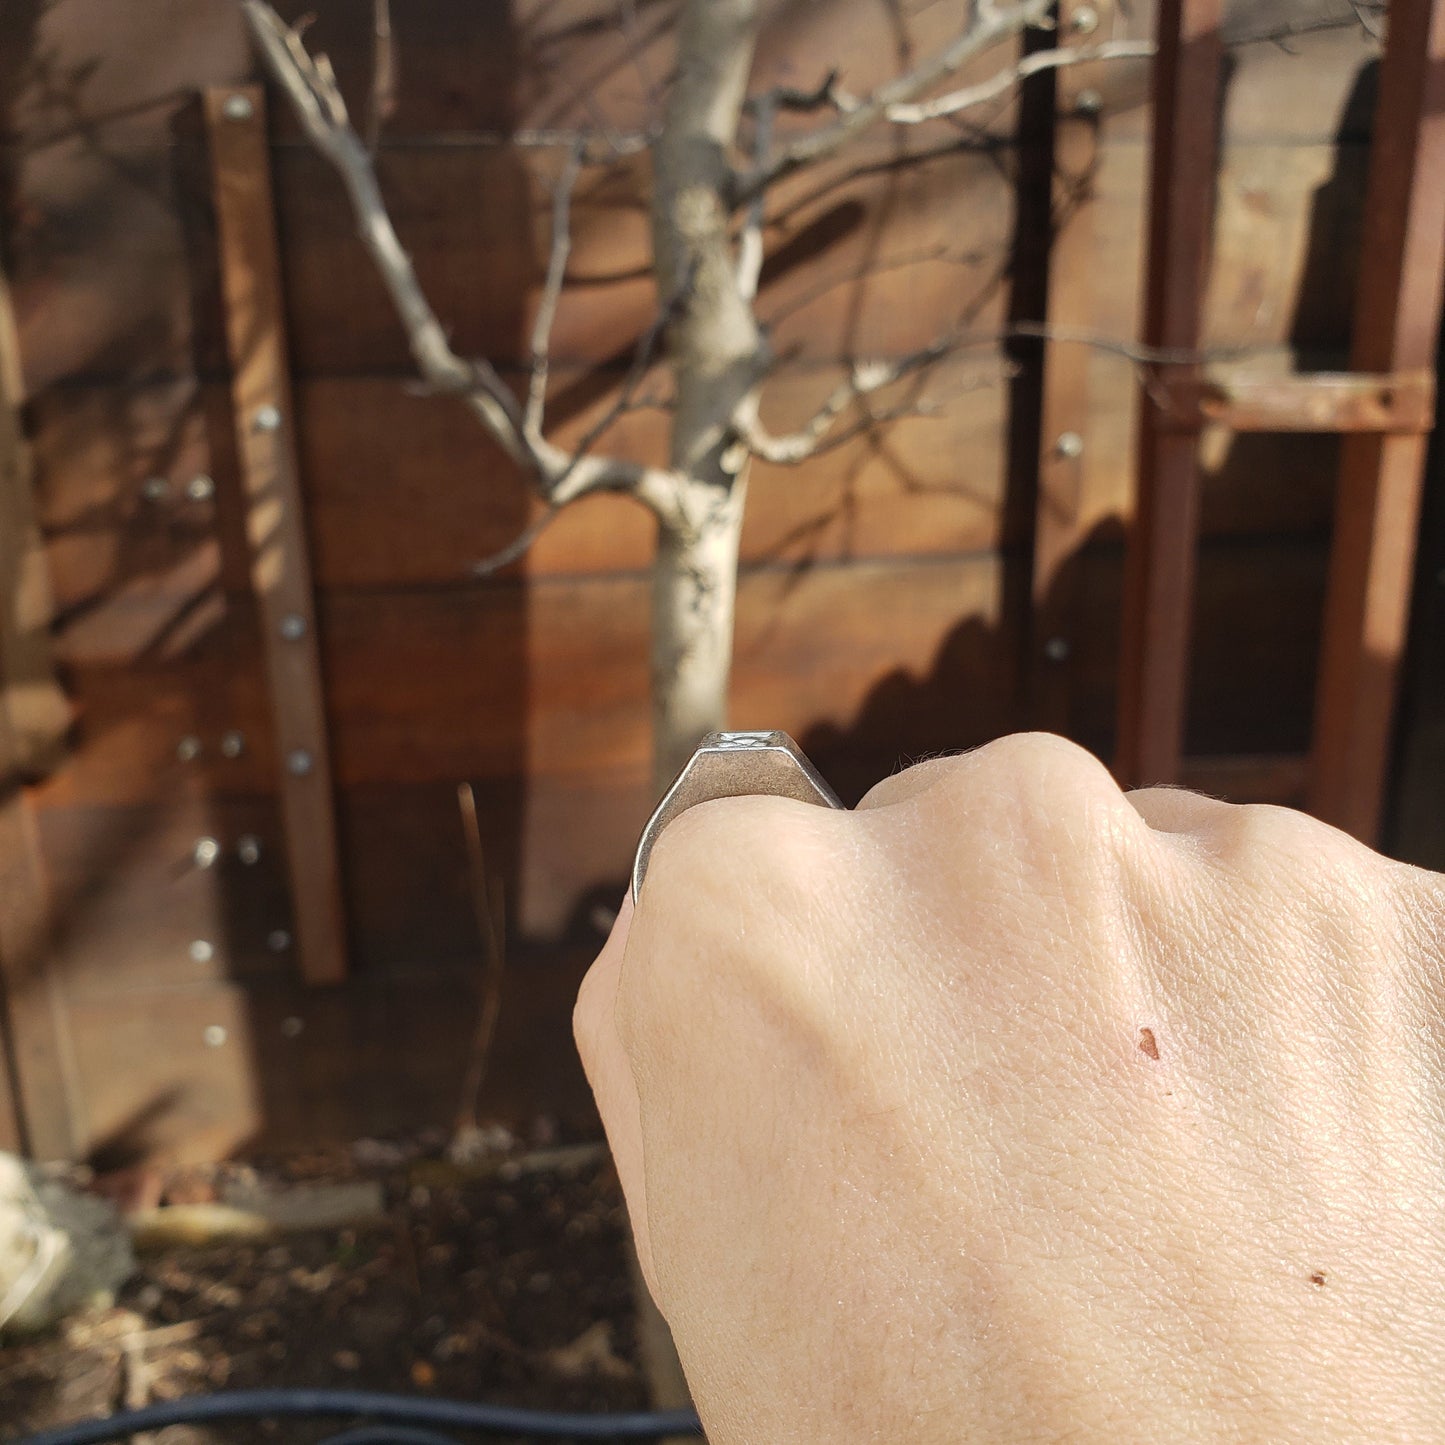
11;1388;704;1445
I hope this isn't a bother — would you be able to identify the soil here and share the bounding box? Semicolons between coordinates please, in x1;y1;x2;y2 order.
0;1131;648;1445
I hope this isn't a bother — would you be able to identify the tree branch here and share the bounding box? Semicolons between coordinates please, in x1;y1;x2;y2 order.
243;0;683;521
243;2;533;465
736;0;1055;203
526;139;585;442
876;38;1154;124
735;335;972;464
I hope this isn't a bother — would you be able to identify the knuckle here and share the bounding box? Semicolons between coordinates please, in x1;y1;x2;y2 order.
1215;802;1357;874
572;966;608;1065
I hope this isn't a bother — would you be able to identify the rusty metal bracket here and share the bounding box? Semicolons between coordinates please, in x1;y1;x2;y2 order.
1154;369;1437;434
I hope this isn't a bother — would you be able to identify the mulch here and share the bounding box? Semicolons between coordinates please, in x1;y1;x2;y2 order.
0;1131;647;1445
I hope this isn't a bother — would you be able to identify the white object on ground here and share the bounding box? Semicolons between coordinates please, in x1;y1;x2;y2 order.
0;1153;135;1336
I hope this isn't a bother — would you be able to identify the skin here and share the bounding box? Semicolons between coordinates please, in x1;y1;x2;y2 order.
574;733;1445;1443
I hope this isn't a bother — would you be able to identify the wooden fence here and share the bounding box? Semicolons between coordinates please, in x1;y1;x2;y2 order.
0;0;1439;1162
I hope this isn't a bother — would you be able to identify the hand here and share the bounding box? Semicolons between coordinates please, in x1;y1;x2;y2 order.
575;734;1445;1442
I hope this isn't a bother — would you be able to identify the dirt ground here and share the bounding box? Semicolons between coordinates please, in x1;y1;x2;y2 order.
0;1131;648;1444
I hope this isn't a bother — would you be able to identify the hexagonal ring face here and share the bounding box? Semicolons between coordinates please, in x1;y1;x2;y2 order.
631;731;843;901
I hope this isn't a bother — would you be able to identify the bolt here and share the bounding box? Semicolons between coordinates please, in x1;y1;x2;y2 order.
142;476;171;502
177;735;203;763
1075;88;1104;116
253;404;283;433
204;1024;228;1048
220;730;246;759
286;748;314;777
237;834;263;866
280;1016;305;1039
190;939;215;964
268;928;292;953
1071;4;1101;34
279;613;307;642
185;474;215;502
193;836;222;869
1055;431;1085;459
1044;637;1072;663
222;93;255;122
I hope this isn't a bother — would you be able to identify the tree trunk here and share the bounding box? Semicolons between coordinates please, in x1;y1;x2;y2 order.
648;0;762;795
650;475;749;793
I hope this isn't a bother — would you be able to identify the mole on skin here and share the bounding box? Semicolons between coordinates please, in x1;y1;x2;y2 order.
1137;1027;1160;1061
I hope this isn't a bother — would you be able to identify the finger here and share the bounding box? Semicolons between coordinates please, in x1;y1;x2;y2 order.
1127;785;1233;836
573;895;658;1297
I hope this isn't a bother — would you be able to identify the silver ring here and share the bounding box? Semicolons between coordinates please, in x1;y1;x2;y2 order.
632;731;842;901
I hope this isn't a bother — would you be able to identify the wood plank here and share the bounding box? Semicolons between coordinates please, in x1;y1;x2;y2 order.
1115;0;1223;787
37;535;1329;806
32;363;1349;605
0;703;78;1160
1159;369;1436;433
1309;0;1445;842
1180;753;1309;806
60;944;598;1164
1028;0;1118;732
1069;539;1327;762
11;128;1367;388
206;86;347;986
0;273;79;1158
0;266;69;777
1;0;1379;155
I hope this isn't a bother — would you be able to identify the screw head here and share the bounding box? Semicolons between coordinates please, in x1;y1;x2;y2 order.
1044;637;1072;663
253;404;283;433
1071;4;1101;34
203;1024;228;1048
286;748;314;777
190;939;215;965
142;476;171;503
279;613;307;642
280;1016;305;1039
237;834;263;866
268;928;292;953
185;474;215;502
220;730;246;759
193;836;222;869
177;735;203;763
1055;431;1085;459
222;93;255;122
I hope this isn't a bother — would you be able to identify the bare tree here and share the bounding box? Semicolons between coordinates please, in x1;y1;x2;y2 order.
242;0;1151;792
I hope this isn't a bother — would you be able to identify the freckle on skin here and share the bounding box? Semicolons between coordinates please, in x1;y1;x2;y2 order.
1310;1272;1326;1287
1137;1027;1160;1061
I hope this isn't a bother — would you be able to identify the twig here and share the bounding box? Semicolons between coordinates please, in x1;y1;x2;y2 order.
243;3;532;467
365;0;396;151
616;0;663;116
551;267;697;490
454;783;505;1134
877;39;1154;124
735;335;964;464
736;0;1055;202
1006;321;1261;367
243;0;684;523
469;506;561;577
526;140;586;441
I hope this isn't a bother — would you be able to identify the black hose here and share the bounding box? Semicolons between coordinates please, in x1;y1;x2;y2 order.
10;1388;703;1445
